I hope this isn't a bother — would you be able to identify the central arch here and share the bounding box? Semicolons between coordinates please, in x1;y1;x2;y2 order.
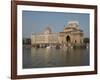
66;35;71;42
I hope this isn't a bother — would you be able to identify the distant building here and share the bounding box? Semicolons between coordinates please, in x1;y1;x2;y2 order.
31;21;84;46
23;38;31;44
31;26;59;46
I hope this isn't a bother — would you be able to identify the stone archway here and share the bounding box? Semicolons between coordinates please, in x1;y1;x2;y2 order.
66;35;72;47
66;35;71;42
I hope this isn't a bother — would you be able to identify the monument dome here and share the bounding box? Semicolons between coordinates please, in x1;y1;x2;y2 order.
44;26;52;34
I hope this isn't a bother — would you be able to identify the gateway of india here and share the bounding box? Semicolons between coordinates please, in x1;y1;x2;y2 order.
31;21;84;48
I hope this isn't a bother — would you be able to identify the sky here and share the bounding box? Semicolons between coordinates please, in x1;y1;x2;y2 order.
22;10;90;38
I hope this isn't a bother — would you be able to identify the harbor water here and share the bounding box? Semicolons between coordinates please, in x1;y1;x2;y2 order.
23;46;89;68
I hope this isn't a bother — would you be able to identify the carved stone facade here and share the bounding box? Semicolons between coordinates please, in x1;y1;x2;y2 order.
31;26;59;45
59;21;84;45
31;21;84;46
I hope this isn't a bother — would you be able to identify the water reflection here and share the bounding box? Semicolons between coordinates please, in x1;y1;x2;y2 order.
23;47;89;68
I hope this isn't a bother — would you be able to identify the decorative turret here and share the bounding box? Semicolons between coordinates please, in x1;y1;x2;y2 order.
64;21;80;32
67;21;79;28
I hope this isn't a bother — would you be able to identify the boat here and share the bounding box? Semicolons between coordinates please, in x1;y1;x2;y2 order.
70;46;73;49
46;46;52;49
